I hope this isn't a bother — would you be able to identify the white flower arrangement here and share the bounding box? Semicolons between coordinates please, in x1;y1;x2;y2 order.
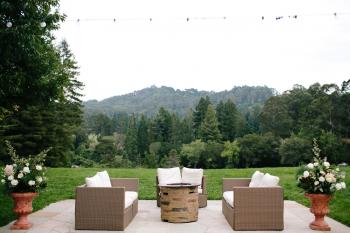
297;139;346;195
1;141;49;193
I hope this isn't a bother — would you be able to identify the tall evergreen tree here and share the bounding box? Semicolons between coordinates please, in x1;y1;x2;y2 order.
0;0;66;109
180;112;194;144
125;114;138;161
199;105;222;142
170;113;182;146
216;99;238;141
115;112;129;134
216;100;225;134
154;107;172;142
193;96;211;138
0;1;85;166
137;114;149;157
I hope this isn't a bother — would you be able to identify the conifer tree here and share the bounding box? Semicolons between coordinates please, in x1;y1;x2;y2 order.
137;114;149;157
217;99;238;141
155;107;172;142
0;0;66;109
193;96;211;138
125;114;138;161
0;1;84;166
199;105;222;142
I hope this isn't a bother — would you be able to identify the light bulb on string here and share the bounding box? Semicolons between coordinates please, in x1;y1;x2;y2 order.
6;22;12;28
40;22;46;28
276;16;283;20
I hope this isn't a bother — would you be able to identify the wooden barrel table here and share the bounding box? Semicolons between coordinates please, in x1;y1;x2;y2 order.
159;183;199;223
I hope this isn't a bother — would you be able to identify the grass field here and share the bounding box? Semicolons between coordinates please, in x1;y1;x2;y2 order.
0;167;349;227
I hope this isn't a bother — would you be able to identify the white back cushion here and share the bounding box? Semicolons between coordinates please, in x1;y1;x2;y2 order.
260;173;280;187
157;167;181;185
85;173;104;187
97;170;112;187
249;171;264;187
181;167;203;185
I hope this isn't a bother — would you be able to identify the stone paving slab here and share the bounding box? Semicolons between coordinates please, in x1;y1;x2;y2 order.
1;200;349;233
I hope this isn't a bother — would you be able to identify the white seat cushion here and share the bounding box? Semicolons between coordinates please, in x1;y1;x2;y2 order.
125;191;138;208
97;170;112;187
181;167;203;186
85;174;105;187
249;171;264;187
260;173;280;187
223;191;234;207
157;167;182;185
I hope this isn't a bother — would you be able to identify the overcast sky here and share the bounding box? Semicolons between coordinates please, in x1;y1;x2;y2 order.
55;0;350;101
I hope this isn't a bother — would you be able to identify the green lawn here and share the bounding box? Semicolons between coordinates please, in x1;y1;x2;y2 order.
0;167;349;227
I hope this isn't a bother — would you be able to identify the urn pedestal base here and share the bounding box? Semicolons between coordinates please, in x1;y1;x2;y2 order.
305;193;331;231
11;192;38;230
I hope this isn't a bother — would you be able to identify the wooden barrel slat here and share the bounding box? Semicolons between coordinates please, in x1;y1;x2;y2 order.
160;184;199;223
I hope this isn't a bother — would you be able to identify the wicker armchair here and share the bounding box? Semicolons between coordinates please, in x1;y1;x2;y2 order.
222;178;284;231
156;175;207;208
75;178;139;231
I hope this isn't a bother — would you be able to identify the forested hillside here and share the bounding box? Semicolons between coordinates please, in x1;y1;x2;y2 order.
76;80;350;169
84;85;275;117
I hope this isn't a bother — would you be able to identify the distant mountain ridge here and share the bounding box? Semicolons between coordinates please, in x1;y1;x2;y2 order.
83;85;276;116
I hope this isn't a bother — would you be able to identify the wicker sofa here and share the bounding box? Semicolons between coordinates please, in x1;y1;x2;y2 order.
222;178;284;231
75;178;139;231
156;175;207;208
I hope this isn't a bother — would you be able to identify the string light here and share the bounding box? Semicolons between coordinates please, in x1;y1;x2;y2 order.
63;12;349;23
3;12;349;28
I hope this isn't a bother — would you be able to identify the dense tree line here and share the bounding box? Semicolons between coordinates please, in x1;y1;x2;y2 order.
76;81;350;168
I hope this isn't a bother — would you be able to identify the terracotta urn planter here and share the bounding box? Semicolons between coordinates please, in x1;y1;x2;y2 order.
305;193;332;231
10;192;38;230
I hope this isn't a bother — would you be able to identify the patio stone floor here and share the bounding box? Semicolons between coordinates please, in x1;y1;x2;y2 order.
1;200;349;233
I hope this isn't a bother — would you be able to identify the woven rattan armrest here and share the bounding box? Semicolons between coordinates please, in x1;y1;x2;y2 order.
222;178;251;192
110;178;139;192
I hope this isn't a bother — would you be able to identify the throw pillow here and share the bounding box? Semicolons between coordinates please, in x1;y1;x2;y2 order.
260;173;280;187
97;170;112;187
181;167;203;185
249;170;264;187
85;173;104;187
157;167;182;185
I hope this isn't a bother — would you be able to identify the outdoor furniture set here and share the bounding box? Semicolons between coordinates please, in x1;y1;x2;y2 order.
75;169;284;231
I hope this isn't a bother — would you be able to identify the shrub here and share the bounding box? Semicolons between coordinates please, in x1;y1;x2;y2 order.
279;136;312;166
